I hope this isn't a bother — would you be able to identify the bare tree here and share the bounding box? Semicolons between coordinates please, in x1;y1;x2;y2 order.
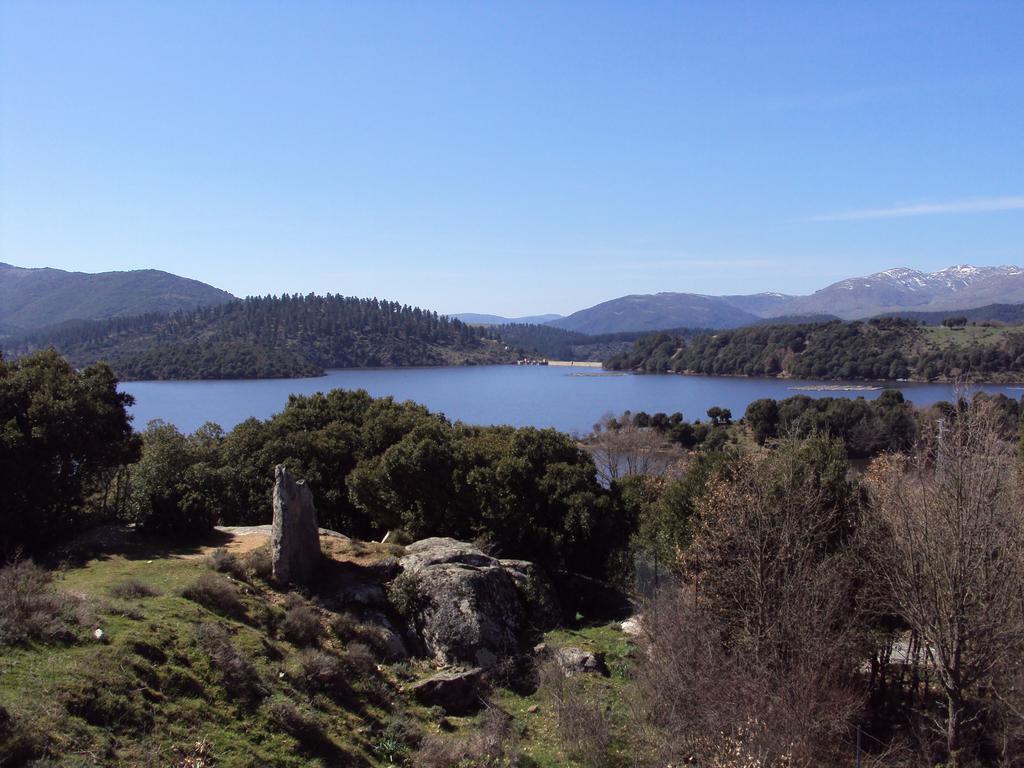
630;436;867;767
865;399;1024;762
585;412;685;484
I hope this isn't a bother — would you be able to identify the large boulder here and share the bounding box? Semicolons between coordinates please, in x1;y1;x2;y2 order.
500;559;562;631
394;538;524;667
409;668;486;713
551;646;610;677
271;465;321;586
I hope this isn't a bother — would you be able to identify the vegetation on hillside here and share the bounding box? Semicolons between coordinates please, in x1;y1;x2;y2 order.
4;294;514;379
606;317;1024;381
5;348;1024;766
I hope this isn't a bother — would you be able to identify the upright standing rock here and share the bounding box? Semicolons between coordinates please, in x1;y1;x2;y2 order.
271;464;321;586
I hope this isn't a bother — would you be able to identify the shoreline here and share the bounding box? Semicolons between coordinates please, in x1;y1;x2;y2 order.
546;360;603;368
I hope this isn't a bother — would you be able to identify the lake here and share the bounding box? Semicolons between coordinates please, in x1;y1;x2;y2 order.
120;365;1024;435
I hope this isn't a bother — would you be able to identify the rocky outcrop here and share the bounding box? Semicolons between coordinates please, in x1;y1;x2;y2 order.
551;646;609;677
271;465;321;586
409;668;486;713
500;559;562;630
394;538;525;667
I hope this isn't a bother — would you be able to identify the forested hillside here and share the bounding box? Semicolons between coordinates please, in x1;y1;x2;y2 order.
606;318;1024;382
4;294;514;379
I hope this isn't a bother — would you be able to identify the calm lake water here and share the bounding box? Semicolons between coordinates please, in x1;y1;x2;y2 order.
122;365;1024;435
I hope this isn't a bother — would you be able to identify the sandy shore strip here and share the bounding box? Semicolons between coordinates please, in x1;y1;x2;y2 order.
546;360;603;368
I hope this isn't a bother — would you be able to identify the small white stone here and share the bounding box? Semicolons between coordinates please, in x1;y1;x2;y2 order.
93;628;105;642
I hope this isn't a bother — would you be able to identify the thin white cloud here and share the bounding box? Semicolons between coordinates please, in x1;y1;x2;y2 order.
808;196;1024;222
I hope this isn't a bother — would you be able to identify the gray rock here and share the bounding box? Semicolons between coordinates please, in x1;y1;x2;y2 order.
409;668;486;713
500;558;562;630
359;611;409;661
620;616;643;636
552;646;609;677
271;465;321;586
397;538;523;667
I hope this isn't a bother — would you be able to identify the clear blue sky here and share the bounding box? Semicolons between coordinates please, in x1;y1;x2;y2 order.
2;1;1022;316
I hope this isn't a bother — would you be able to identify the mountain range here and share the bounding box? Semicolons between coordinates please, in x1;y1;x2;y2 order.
544;265;1024;333
6;261;1024;345
0;262;236;336
452;312;564;326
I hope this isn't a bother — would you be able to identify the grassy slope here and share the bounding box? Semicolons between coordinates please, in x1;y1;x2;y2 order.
0;537;396;766
1;533;636;767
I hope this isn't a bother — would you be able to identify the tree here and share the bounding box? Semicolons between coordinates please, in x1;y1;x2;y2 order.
632;436;866;767
585;413;682;484
129;421;224;535
745;398;780;445
865;400;1024;762
0;350;139;554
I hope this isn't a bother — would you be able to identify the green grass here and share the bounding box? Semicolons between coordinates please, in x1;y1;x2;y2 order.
490;621;636;768
1;535;638;767
923;324;1015;348
0;547;399;767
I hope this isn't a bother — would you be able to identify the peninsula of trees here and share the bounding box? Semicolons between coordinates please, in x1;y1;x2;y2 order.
606;317;1024;382
3;294;516;379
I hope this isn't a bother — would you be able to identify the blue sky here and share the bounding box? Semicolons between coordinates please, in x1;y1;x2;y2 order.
1;1;1022;315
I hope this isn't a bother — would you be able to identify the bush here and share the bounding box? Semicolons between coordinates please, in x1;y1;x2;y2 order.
195;622;264;698
539;658;613;767
262;697;323;741
182;572;246;618
386;572;422;617
413;706;531;768
297;649;350;698
206;548;247;581
242;544;272;581
281;596;322;647
339;641;377;680
109;580;162;600
0;560;86;645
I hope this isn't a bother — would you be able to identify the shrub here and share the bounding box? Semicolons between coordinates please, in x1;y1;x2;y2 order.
339;641;377;680
0;560;85;645
281;596;322;647
413;706;531;768
109;580;162;600
297;649;350;698
539;658;613;767
262;697;323;741
206;548;247;581
182;573;246;618
386;571;422;617
195;622;264;698
242;544;272;581
0;703;49;764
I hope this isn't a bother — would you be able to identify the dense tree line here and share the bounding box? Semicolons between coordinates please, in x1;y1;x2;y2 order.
606;317;1024;382
4;294;512;379
744;389;919;456
0;350;139;554
485;323;704;361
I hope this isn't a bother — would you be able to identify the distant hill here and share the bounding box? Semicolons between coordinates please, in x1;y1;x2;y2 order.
5;295;513;379
549;293;761;334
0;262;236;335
453;312;563;325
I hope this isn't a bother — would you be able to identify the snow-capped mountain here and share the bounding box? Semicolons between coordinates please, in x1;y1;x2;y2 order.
771;265;1024;319
547;264;1024;332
